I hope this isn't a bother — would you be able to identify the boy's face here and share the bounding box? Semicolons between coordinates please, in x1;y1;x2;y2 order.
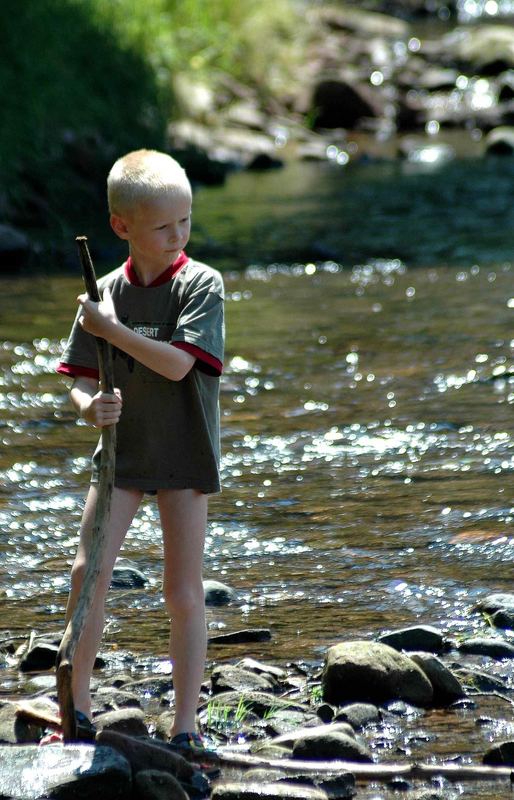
111;192;192;273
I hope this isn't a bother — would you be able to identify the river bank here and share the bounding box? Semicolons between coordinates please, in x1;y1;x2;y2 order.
6;1;514;271
1;589;514;799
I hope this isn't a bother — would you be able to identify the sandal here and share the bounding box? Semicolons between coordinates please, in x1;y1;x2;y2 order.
169;732;220;776
39;710;97;745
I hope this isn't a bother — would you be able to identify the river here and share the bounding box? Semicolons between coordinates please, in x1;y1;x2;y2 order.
1;158;513;795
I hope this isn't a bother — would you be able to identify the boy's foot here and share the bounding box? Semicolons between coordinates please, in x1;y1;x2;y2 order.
169;732;220;776
39;710;97;745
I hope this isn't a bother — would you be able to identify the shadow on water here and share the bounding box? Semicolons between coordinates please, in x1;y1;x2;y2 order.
191;154;514;270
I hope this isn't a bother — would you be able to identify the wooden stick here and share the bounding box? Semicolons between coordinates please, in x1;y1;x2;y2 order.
56;236;116;741
217;751;514;783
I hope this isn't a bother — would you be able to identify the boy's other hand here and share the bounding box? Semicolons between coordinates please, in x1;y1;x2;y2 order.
82;388;122;427
78;287;118;339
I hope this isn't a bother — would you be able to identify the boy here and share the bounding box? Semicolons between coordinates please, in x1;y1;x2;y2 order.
57;149;224;758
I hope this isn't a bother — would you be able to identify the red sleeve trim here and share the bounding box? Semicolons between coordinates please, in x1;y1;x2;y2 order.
57;363;100;380
172;342;223;376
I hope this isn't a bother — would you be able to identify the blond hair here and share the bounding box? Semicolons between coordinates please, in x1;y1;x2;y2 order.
107;149;191;215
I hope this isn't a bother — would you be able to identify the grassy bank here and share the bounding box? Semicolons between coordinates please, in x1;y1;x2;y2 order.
0;0;302;270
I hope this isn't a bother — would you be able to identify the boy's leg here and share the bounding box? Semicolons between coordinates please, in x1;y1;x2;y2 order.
66;485;143;718
158;488;208;737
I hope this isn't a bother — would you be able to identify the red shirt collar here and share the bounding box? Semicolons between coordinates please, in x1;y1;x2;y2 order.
124;251;189;287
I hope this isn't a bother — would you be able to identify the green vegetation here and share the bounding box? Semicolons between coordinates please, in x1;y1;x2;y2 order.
0;0;303;268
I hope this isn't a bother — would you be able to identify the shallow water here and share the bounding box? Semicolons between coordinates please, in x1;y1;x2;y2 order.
1;161;513;795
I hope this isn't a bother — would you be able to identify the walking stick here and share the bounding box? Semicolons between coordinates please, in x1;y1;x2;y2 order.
56;236;117;741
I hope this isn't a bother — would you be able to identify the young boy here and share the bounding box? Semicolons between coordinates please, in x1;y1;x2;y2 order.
57;149;224;757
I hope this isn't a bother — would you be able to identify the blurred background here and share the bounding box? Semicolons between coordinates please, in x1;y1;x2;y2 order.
3;0;514;271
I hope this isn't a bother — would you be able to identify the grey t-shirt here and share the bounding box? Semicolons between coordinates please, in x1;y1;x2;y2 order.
59;258;224;493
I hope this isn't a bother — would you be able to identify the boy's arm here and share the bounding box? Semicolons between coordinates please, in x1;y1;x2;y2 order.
71;375;122;427
77;289;195;382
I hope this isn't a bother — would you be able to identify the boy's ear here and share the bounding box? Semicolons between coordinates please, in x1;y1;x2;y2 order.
110;214;130;240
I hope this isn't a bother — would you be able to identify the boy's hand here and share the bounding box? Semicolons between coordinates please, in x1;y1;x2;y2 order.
78;287;118;339
80;388;122;427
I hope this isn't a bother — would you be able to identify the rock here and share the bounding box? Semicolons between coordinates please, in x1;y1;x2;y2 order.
212;782;329;800
211;664;278;695
236;658;286;681
247;153;285;171
442;26;514;75
94;686;142;711
454;667;507;693
124;675;174;697
483;740;514;766
457;637;514;659
11;696;61;744
333;702;381;730
378;625;446;654
111;561;147;588
409;653;465;704
94;707;149;736
134;769;189;800
203;579;237;606
18;641;59;672
316;703;335;723
203;690;310;720
322;641;434;707
491;609;514;629
292;729;372;762
97;730;194;780
475;592;514;614
263;708;321;737
310;79;382;129
269;722;357;750
484;126;514;155
208;628;272;645
317;5;408;37
0;743;131;799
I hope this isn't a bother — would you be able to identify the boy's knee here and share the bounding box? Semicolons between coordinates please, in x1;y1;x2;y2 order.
70;559;111;596
163;583;204;618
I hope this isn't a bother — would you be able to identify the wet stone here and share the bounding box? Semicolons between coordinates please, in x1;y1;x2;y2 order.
134;769;189;800
212;781;329;800
333;702;381;730
211;664;278;695
0;743;131;799
208;628;272;645
475;592;514;615
94;706;149;737
378;625;446;655
323;641;433;707
111;563;147;588
491;608;514;629
409;653;465;705
483;740;514;766
457;637;514;659
292;730;372;762
18;641;58;672
204;579;237;606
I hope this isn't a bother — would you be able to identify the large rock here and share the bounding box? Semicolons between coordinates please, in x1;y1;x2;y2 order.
322;641;434;707
475;593;514;614
0;743;131;799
